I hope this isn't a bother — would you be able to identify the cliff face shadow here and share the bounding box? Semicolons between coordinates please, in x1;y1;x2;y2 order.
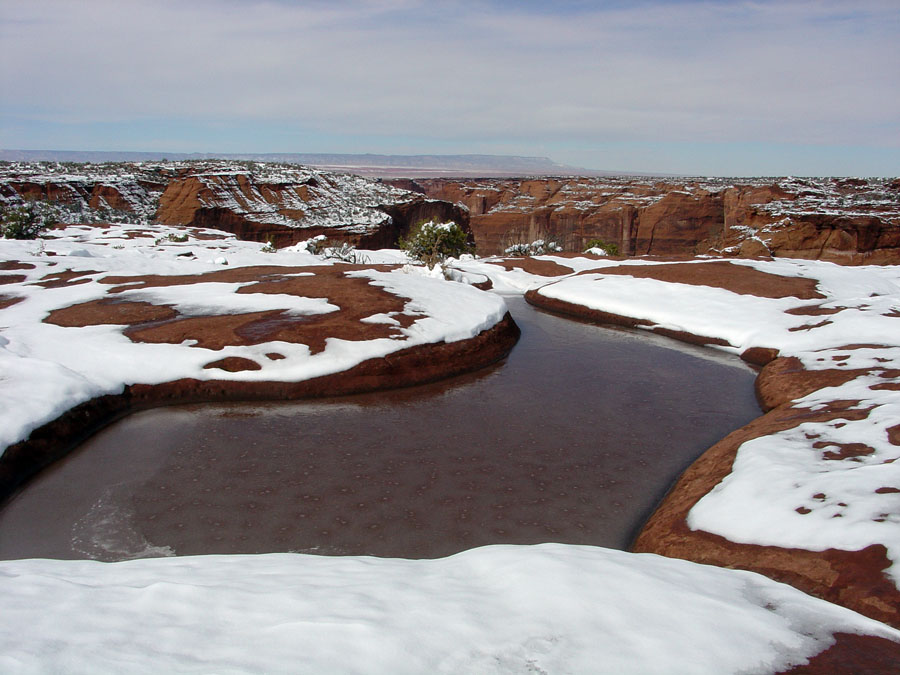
0;297;760;561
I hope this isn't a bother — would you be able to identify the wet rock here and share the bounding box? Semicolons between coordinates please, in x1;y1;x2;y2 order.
631;401;900;630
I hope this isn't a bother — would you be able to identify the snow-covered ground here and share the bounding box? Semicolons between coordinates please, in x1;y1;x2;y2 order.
3;544;898;674
2;228;900;672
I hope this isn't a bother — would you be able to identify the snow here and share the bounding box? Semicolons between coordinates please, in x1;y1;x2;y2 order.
347;267;507;343
2;544;898;674
4;227;900;671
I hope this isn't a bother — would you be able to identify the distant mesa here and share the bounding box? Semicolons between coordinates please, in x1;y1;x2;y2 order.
0;150;613;178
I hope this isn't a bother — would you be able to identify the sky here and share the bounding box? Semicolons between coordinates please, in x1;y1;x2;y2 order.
0;0;898;176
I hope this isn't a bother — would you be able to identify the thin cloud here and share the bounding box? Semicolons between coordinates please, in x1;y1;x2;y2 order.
0;0;897;172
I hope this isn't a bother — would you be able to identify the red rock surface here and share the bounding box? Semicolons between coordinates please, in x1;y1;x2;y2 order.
778;632;900;674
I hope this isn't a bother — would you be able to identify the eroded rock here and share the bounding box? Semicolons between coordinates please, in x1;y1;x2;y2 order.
411;176;900;262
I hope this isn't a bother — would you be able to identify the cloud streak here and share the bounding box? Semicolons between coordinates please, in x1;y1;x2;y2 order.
1;0;897;174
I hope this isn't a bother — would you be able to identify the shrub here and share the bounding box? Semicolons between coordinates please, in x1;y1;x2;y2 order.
324;241;367;264
585;238;620;256
399;220;473;269
0;203;50;240
504;238;563;257
154;232;189;245
304;235;328;255
301;235;366;263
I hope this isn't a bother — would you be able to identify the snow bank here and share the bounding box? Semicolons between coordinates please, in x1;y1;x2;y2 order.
688;371;900;584
2;545;897;674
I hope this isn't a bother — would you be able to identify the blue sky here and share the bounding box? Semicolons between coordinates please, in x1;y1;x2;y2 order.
1;0;897;176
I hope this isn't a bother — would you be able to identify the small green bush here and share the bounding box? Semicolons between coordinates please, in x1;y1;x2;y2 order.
504;238;563;257
154;232;189;245
261;236;277;253
399;220;473;269
585;238;620;256
0;203;49;240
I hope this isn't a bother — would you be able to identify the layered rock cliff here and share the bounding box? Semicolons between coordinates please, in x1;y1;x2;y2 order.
405;176;900;263
0;162;168;224
155;163;468;248
0;161;468;249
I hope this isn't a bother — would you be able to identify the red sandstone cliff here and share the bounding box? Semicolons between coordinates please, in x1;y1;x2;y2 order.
0;162;469;248
1;178;163;217
405;176;900;263
154;165;469;248
3;162;897;263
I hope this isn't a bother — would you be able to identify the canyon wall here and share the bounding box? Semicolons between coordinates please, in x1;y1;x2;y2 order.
3;161;898;263
0;167;167;224
155;165;469;248
0;162;468;249
403;176;900;263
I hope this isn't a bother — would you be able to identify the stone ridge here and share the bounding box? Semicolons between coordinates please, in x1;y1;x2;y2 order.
408;176;900;263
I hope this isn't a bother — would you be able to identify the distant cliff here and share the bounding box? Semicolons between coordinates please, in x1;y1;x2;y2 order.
154;164;468;248
402;176;900;264
0;164;168;225
0;161;468;248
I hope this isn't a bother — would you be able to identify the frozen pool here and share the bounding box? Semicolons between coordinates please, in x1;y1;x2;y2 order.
0;297;760;560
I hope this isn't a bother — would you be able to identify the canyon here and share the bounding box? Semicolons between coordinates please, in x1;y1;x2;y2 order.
2;161;898;263
400;175;900;263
